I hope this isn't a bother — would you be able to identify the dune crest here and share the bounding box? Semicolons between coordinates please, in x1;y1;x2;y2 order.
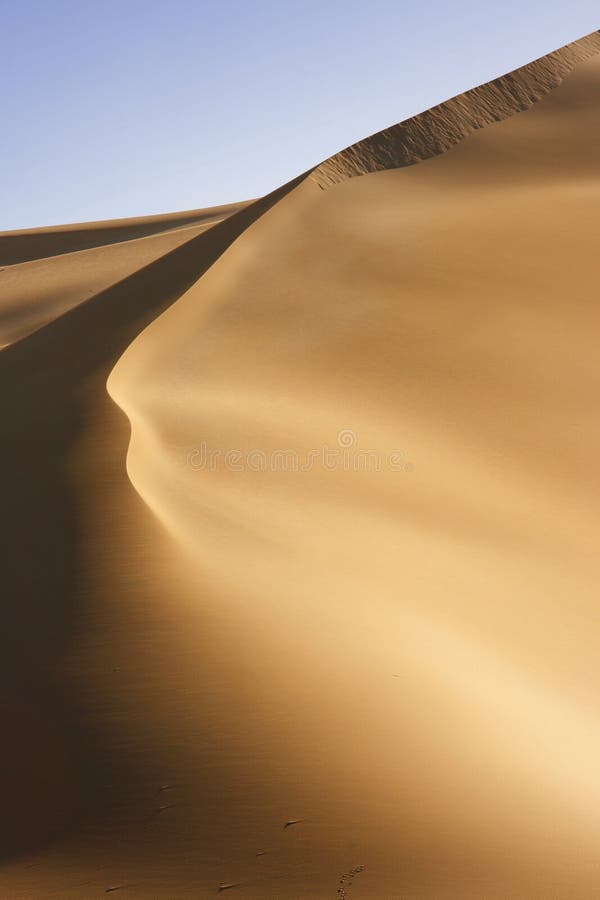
312;30;600;187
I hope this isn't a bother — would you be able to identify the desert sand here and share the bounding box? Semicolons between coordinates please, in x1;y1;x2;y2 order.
1;30;600;900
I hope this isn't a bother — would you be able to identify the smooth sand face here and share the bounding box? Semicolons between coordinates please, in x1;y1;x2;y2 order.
1;45;599;900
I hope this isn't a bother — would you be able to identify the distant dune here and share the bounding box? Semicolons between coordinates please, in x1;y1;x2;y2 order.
1;30;599;900
0;200;250;265
0;203;252;347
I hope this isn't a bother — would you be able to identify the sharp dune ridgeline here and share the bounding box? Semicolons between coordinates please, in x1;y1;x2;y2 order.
1;29;600;900
311;30;600;186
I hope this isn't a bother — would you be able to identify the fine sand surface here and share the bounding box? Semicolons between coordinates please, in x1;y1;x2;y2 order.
1;32;600;900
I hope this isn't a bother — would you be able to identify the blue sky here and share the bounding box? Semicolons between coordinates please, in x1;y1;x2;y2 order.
1;1;597;229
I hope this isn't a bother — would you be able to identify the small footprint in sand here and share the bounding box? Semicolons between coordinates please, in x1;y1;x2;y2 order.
337;865;365;898
145;801;179;821
155;782;179;795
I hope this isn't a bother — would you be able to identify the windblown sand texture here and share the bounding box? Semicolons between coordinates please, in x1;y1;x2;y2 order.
1;30;599;900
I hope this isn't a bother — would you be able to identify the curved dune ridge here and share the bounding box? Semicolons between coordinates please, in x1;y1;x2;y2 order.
1;29;600;900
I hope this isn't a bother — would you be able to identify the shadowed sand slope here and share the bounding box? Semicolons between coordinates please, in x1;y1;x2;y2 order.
1;34;600;900
0;176;305;887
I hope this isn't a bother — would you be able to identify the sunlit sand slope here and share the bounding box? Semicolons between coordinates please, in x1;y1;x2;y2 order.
107;54;600;899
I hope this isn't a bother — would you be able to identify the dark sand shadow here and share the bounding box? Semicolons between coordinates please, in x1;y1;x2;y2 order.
0;173;308;861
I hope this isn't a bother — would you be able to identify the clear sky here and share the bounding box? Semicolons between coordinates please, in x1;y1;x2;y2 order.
1;1;597;230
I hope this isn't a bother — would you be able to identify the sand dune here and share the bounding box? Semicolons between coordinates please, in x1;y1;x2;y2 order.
0;200;250;266
0;221;222;348
0;203;253;347
1;30;599;900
